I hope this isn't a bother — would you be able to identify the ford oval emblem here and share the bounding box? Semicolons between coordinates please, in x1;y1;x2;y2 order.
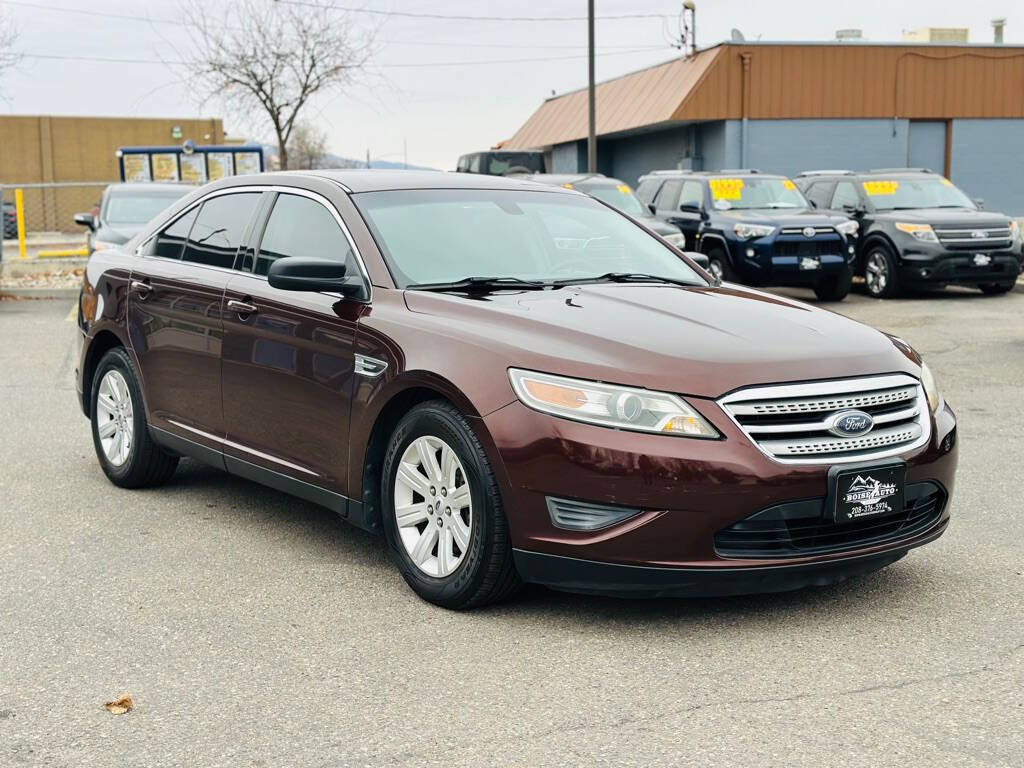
802;226;816;238
828;409;874;437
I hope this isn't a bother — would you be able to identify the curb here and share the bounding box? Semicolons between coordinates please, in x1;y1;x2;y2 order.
0;287;80;300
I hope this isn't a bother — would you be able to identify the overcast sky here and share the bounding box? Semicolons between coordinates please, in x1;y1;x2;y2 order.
1;0;1020;169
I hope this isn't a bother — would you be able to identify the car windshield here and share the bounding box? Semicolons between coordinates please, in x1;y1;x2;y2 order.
486;153;544;175
861;177;975;211
709;176;807;210
104;188;190;226
355;189;706;288
582;184;647;217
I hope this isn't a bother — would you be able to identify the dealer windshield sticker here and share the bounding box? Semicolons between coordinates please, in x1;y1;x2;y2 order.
842;474;899;519
617;184;632;194
862;180;898;196
710;178;744;200
782;179;797;190
940;177;954;187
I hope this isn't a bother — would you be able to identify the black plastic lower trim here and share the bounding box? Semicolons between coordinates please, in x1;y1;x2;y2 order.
512;519;947;598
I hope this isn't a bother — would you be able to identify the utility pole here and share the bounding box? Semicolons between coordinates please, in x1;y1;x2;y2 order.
587;0;596;173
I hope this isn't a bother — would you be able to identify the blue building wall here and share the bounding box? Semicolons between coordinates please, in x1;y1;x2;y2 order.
605;125;693;187
551;141;586;173
950;119;1024;216
698;120;741;171
744;119;910;177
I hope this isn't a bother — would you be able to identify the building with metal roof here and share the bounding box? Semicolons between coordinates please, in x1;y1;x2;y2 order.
504;41;1024;214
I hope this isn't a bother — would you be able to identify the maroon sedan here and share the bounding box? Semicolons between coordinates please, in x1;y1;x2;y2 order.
75;171;957;609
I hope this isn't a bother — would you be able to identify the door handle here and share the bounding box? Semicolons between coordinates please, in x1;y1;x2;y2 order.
130;279;152;298
226;299;258;315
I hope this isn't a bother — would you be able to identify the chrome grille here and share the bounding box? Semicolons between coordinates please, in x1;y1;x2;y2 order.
780;226;836;236
933;226;1011;248
719;374;930;464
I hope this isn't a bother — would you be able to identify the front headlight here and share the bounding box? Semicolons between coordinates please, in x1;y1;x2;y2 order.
662;232;686;248
895;222;938;242
733;222;775;239
835;219;859;237
92;240;119;252
1009;220;1020;241
509;368;719;438
920;362;941;413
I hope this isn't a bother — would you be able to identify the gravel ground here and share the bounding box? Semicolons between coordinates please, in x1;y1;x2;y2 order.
0;266;84;291
0;286;1021;767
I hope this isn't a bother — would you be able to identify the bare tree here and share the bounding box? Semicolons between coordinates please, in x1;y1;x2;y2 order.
287;120;329;170
183;0;373;170
0;9;19;87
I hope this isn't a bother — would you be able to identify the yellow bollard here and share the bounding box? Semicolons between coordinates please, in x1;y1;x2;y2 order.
15;187;27;260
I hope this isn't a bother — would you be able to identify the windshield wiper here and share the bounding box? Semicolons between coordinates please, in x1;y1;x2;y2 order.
406;276;552;293
552;272;703;288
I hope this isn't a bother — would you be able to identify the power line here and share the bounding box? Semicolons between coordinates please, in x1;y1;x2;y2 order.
273;0;671;22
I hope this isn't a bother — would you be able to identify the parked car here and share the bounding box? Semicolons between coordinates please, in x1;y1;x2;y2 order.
636;170;860;301
456;149;545;176
2;200;16;240
74;182;196;255
519;173;713;269
795;169;1023;297
76;171;957;609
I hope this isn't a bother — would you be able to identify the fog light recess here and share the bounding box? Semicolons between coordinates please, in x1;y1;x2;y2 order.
546;497;642;531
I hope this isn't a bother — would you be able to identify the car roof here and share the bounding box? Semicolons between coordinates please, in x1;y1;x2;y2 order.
218;170;572;194
640;170;785;180
797;169;937;178
519;173;625;188
107;182;197;194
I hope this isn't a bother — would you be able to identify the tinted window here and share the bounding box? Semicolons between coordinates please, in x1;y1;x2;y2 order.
151;207;198;260
654;180;683;210
468;154;481;173
635;178;661;205
680;180;704;208
182;193;261;269
831;182;860;210
802;181;834;209
255;193;357;277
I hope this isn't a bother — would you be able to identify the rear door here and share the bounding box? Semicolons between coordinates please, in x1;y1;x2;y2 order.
220;189;364;497
128;190;263;454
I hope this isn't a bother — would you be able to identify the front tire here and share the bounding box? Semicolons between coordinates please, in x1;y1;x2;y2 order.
813;266;853;301
864;243;901;298
705;248;736;283
90;347;178;488
979;281;1015;295
381;401;520;609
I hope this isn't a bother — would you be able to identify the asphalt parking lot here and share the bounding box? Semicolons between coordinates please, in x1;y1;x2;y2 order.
1;284;1022;767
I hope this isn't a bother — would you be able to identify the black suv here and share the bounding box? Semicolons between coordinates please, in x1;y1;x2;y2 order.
795;169;1023;297
637;170;860;301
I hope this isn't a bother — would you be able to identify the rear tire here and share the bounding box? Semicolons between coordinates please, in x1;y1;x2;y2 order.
381;400;520;609
864;243;901;298
813;266;853;302
979;281;1015;295
90;347;178;488
705;248;737;283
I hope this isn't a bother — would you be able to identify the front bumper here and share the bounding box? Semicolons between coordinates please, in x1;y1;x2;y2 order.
726;232;855;286
897;247;1022;286
484;397;957;595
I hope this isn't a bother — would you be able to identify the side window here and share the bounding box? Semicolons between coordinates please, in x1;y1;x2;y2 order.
456;156;467;172
468;154;481;173
803;181;834;210
255;193;358;277
831;182;860;211
182;192;261;269
653;179;683;210
680;180;704;209
150;206;198;260
635;178;660;205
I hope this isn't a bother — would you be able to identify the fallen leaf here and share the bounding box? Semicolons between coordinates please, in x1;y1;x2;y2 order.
104;695;133;715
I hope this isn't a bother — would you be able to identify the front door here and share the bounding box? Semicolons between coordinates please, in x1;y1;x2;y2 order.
220;191;361;496
127;191;263;453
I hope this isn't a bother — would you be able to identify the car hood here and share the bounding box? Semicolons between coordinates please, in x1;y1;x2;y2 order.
94;224;143;244
404;284;918;399
872;207;1010;228
716;208;849;228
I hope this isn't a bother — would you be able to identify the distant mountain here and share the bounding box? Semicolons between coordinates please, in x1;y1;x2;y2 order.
257;143;437;171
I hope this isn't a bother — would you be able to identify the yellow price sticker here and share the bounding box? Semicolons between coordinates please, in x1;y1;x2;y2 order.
782;179;797;190
939;178;954;187
616;184;632;194
862;180;898;196
710;178;744;200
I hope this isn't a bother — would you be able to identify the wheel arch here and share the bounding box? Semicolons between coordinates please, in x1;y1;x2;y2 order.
81;328;129;417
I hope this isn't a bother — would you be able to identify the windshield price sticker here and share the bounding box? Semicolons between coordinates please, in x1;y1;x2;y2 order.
862;180;899;196
710;178;744;200
940;178;954;187
782;179;797;190
616;184;632;195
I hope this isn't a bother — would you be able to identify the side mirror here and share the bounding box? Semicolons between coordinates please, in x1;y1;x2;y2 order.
679;202;703;215
807;199;818;209
684;251;711;270
268;257;367;300
74;212;96;230
844;204;866;217
974;198;985;210
647;202;657;215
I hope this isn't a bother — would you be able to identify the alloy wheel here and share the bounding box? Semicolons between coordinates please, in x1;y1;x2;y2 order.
707;258;724;282
95;370;134;467
866;252;888;295
393;435;473;578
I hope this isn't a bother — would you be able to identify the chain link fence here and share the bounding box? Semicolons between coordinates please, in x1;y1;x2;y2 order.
1;182;113;260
